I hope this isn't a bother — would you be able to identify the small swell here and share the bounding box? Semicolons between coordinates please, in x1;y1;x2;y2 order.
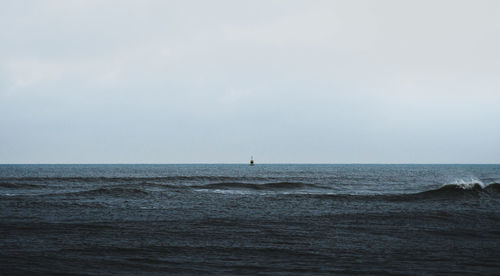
51;187;150;197
191;182;323;191
0;182;42;189
0;176;276;183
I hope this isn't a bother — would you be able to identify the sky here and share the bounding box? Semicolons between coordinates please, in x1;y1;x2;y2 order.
1;0;499;164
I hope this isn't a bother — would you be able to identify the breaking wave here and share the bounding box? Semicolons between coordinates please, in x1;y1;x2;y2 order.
417;179;500;196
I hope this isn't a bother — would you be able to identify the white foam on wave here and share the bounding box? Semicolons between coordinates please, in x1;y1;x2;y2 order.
448;177;485;189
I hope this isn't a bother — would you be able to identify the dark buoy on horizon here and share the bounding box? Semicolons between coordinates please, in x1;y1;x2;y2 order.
250;156;255;166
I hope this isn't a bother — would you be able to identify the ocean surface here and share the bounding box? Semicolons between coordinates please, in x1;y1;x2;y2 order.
1;164;500;275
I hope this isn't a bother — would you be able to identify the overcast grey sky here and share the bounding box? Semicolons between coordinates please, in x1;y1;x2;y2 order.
1;0;499;163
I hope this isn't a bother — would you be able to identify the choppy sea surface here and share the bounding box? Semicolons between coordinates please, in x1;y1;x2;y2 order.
1;164;500;275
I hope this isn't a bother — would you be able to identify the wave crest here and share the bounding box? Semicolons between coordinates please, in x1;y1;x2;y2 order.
448;178;485;189
417;181;500;197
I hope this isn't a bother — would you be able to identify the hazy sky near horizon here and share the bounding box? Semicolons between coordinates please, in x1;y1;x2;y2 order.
1;0;500;163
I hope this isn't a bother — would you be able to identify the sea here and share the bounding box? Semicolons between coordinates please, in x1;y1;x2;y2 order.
1;164;499;275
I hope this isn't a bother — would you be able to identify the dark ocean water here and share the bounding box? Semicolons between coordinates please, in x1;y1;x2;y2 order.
1;164;500;275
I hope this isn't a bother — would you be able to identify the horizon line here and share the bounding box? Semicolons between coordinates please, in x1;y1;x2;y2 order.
0;163;498;165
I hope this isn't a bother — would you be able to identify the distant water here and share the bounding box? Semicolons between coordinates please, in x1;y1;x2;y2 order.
1;164;500;275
